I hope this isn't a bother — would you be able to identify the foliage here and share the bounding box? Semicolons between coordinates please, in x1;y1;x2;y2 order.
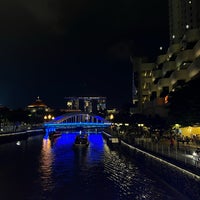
168;76;200;126
7;109;30;123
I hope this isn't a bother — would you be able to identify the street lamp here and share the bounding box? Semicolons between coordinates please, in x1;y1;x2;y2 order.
138;123;144;135
172;123;181;149
44;114;54;122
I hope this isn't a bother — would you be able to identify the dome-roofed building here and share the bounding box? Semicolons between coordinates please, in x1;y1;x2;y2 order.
27;96;49;111
26;97;54;122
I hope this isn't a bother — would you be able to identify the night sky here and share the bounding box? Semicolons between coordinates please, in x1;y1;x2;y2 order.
0;0;169;109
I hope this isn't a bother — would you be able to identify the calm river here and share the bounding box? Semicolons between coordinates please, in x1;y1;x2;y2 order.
0;131;189;200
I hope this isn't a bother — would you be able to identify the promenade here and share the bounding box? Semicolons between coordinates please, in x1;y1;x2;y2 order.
106;127;200;175
0;124;44;144
126;136;200;176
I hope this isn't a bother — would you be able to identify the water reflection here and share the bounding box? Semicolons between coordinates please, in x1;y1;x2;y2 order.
39;138;54;192
0;131;190;200
103;144;162;199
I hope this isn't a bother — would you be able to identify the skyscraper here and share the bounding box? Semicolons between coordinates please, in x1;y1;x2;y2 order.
169;0;200;44
64;96;106;114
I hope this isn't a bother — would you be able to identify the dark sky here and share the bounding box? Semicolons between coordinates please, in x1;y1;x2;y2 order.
0;0;169;109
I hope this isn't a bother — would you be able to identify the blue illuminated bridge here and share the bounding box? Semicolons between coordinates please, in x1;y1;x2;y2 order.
44;112;112;130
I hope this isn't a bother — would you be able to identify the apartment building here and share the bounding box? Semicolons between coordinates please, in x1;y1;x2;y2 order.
131;0;200;118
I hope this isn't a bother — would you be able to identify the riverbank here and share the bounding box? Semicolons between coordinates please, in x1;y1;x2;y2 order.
103;131;200;200
0;128;45;144
119;140;200;200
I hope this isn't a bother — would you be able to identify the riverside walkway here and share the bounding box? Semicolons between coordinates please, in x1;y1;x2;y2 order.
104;130;200;199
123;135;200;176
0;124;44;143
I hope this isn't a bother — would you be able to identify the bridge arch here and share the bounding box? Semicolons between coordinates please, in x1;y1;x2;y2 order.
44;112;111;129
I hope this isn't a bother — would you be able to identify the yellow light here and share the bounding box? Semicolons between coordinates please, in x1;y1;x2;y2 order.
48;114;52;119
67;101;72;106
109;114;114;120
44;116;47;119
164;95;168;104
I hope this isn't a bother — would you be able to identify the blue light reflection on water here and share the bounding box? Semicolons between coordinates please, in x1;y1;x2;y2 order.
38;132;110;200
0;132;189;200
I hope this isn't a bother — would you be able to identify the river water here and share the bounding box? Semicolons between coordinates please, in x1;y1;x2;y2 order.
0;131;189;200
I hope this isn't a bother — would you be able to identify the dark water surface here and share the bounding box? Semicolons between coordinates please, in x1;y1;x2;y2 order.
0;132;190;200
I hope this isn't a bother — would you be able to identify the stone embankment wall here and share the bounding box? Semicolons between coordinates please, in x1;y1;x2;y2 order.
120;141;200;200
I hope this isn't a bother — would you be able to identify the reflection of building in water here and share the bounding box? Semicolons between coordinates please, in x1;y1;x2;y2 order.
64;96;106;114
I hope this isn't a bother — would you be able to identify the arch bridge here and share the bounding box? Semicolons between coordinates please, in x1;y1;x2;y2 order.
44;112;112;130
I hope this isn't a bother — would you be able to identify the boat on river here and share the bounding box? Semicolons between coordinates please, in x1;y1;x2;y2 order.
74;134;89;147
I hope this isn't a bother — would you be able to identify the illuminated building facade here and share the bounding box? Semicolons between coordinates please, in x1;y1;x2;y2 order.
131;0;200;117
26;97;54;121
64;96;106;114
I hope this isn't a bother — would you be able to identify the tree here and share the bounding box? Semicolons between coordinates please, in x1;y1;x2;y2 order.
7;109;30;124
168;76;200;125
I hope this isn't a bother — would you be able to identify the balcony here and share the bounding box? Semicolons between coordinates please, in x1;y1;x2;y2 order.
162;61;176;75
194;40;200;58
156;54;168;65
152;69;162;79
141;63;155;71
142;77;152;83
170;69;188;85
157;78;171;89
176;49;194;67
183;29;200;43
150;84;158;93
188;57;200;79
172;80;186;90
167;43;182;56
141;89;150;96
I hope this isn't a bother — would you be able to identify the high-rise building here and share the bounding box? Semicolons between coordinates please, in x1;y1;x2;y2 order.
131;0;200;117
169;0;200;44
64;96;106;114
65;97;80;111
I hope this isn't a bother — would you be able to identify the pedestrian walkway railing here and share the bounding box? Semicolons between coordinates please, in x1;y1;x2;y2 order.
133;137;200;169
121;140;200;180
0;124;43;134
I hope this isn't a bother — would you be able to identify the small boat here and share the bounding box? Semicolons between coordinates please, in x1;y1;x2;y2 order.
49;131;62;140
74;134;89;147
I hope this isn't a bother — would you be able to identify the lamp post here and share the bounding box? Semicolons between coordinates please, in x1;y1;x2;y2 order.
138;123;144;135
44;114;54;122
173;123;181;150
